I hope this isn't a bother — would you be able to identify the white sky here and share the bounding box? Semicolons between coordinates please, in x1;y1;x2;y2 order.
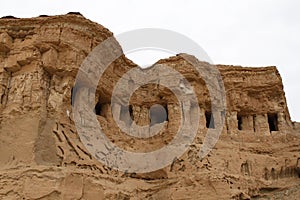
1;0;299;121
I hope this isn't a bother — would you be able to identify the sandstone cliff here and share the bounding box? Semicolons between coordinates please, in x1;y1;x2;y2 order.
0;13;299;200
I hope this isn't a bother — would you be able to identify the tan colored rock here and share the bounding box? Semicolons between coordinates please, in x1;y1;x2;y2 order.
0;13;299;200
0;32;12;52
4;54;21;72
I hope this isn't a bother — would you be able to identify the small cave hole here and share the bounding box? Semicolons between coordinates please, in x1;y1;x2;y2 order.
237;115;243;130
129;105;134;120
94;102;103;116
205;111;215;129
268;113;279;132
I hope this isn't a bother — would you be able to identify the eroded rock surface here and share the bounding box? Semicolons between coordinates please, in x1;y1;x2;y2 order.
0;13;299;200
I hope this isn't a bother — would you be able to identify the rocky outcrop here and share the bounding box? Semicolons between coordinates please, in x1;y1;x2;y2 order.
0;13;299;200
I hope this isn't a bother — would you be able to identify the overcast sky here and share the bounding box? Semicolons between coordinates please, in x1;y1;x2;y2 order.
1;0;299;121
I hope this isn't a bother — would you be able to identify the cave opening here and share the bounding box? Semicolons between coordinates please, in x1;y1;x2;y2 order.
268;113;278;132
205;111;215;129
237;115;243;130
94;102;103;116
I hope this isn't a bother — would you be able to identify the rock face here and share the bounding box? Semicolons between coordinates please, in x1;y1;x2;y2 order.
0;13;299;200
